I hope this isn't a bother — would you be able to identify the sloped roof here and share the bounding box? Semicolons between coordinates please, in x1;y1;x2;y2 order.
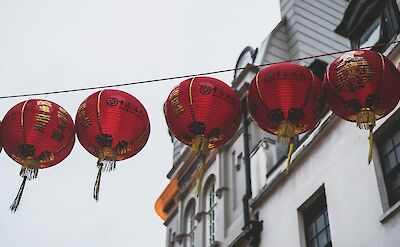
255;19;290;65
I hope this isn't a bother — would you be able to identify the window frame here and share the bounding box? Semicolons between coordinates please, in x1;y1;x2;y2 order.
184;201;197;247
377;124;400;206
350;0;400;51
298;187;332;247
372;107;400;221
204;180;217;247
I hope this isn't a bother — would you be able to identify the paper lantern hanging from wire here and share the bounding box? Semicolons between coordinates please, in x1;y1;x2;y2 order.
75;89;150;201
164;76;242;194
0;120;2;153
247;63;325;170
324;50;400;163
1;99;75;212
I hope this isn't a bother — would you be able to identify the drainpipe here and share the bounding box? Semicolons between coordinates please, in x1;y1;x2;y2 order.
241;98;263;247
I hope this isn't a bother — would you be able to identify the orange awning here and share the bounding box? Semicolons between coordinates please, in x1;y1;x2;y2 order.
154;149;218;221
155;177;178;221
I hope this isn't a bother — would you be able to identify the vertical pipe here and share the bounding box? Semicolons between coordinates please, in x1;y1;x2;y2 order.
241;98;252;229
241;97;263;247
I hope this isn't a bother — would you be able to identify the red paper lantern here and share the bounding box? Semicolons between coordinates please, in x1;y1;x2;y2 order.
0;120;2;153
164;76;242;193
324;50;400;163
1;99;75;211
247;63;324;168
75;89;150;200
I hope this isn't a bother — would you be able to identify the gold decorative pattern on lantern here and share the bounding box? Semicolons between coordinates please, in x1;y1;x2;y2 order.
51;108;69;143
11;155;39;169
99;147;117;163
169;86;184;116
209;134;223;144
347;108;386;123
77;100;92;128
269;123;308;138
34;100;52;132
335;51;374;93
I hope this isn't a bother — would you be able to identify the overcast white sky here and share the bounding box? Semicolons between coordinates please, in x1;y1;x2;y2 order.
0;0;280;246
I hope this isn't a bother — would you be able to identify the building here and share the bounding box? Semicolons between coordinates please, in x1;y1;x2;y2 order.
155;0;400;246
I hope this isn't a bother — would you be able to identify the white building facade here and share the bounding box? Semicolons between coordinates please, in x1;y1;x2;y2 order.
156;1;400;247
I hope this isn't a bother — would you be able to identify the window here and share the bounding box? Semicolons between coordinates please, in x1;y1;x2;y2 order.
185;203;196;247
303;193;332;247
352;0;400;51
205;182;217;247
378;121;400;206
358;17;381;48
336;0;400;51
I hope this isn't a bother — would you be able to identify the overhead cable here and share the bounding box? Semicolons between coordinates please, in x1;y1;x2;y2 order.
0;40;399;99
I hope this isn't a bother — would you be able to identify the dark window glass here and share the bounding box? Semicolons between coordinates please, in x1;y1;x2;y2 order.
359;17;381;48
304;193;332;247
351;0;400;51
378;121;400;206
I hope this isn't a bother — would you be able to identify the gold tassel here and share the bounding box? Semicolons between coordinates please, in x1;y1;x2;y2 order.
99;147;117;164
93;163;103;201
94;147;117;201
285;142;294;173
189;155;206;196
191;135;209;154
356;108;376;130
355;109;376;164
10;177;27;212
368;127;374;164
277;121;296;144
195;155;206;197
189;136;209;196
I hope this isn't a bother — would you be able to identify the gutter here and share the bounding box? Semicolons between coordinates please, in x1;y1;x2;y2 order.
240;98;263;247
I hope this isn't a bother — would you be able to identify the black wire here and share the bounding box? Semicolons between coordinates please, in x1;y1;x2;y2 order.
0;40;398;100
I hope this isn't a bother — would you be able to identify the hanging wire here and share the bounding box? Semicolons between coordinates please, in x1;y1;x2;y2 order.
0;40;399;100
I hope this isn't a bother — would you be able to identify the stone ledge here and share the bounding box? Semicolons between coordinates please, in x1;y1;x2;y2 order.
380;200;400;223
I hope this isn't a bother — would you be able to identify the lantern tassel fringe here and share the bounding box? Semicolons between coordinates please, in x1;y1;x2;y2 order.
10;177;27;213
356;109;376;130
190;154;206;197
355;109;376;164
196;155;206;197
93;163;103;201
191;135;209;154
285;142;294;173
277;121;296;144
93;160;117;201
19;167;38;180
190;136;209;196
10;167;39;212
368;128;374;165
98;160;117;172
